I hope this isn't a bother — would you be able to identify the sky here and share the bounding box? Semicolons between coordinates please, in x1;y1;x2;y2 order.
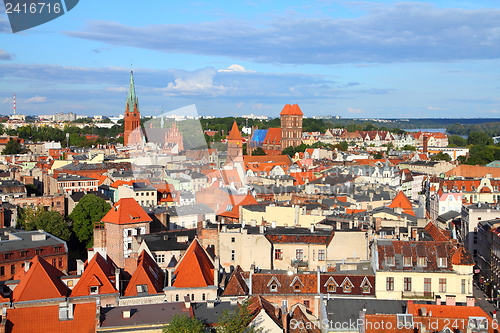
1;0;500;119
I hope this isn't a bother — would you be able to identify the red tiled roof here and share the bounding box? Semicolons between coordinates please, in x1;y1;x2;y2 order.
221;265;248;297
289;305;320;333
251;273;317;295
173;239;214;288
12;256;69;302
247;295;283;329
445;164;500;178
100;198;152;225
424;222;450;242
451;245;474;266
263;128;282;145
227;121;244;141
280;104;303;116
265;232;333;245
388;191;415;216
5;302;97;333
71;253;118;297
124;250;164;296
216;194;258;219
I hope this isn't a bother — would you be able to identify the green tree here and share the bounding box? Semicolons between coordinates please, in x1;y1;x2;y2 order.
251;147;266;156
373;152;384;159
448;135;467;147
19;206;71;242
431;152;451;162
281;146;296;157
401;145;416;151
467;131;493;146
69;194;111;248
2;139;24;155
216;299;261;333
163;315;205;333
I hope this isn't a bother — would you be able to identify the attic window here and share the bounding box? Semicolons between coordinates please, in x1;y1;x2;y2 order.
438;257;447;268
403;256;412;267
90;286;99;295
136;284;148;294
270;284;278;292
226;204;233;211
294;284;301;292
417;257;426;267
386;256;395;266
327;283;336;292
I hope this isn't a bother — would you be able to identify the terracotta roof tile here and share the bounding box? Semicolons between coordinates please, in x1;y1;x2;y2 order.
451;245;474;266
173;239;214;288
12;256;69;302
388;191;415;216
280;104;303;116
124;250;164;296
71;253;118;297
221;265;248;297
227;121;244;141
100;198;152;225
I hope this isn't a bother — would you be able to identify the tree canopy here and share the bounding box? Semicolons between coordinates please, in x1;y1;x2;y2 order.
2;139;24;155
20;206;71;242
251;147;266;156
68;194;111;248
216;299;261;333
163;315;205;333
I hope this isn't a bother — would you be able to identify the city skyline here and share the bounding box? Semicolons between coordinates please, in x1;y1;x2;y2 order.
1;1;500;118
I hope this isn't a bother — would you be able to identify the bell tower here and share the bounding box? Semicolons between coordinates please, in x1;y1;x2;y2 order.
123;70;142;146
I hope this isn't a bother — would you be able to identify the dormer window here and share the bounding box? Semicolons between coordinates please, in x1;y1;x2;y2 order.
270;284;278;292
417;257;426;267
403;256;412;267
386;256;395;266
327;283;336;292
90;286;99;295
341;277;354;293
136;284;148;294
438;257;447;268
360;276;373;294
294;284;301;292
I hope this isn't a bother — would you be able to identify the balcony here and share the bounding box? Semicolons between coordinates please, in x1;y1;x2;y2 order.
291;259;308;267
401;291;434;299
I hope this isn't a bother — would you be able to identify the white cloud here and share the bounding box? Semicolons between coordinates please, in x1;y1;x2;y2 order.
24;96;47;103
2;97;12;104
347;107;363;114
219;64;255;73
253;103;271;110
162;68;227;96
427;106;446;110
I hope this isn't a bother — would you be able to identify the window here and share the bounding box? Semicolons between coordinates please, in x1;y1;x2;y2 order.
296;249;304;260
90;286;99;295
318;250;325;261
202;293;206;301
127;243;132;250
20;250;28;257
397;314;413;328
281;300;288;309
270;284;278;292
294;284;301;292
59;257;63;268
312;250;315;261
403;256;412;267
226;204;233;211
303;300;310;308
52;259;57;267
231;250;235;261
386;256;395;266
35;249;43;255
327;283;336;292
274;249;283;260
156;254;165;263
343;281;352;293
424;278;431;293
462;279;466;294
418;257;426;267
175;294;179;301
362;284;370;293
0;266;3;276
67;280;73;287
11;265;15;275
4;253;11;260
54;246;60;253
136;284;148;294
438;257;447;268
404;277;412;292
191;294;194;301
231;237;235;243
386;277;394;291
439;278;447;293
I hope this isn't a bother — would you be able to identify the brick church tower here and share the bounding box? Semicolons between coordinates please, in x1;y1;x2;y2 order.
123;70;142;146
280;104;303;149
226;121;243;158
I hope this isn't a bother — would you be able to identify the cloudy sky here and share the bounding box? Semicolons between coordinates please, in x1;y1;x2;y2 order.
1;0;500;118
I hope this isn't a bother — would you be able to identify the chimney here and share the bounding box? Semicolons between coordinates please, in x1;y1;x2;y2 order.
259;225;265;234
214;257;220;286
184;295;191;309
115;266;120;292
271;221;276;228
207;300;215;308
310;224;315;233
466;296;475;307
249;271;253;295
230;298;238;306
445;295;455;306
24;260;30;272
76;259;85;275
435;295;441;305
420;307;427;316
423;136;428;154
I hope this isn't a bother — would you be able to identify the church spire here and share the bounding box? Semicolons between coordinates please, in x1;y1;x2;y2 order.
127;69;138;113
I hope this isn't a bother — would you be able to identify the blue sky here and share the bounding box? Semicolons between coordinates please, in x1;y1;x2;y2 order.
1;0;500;118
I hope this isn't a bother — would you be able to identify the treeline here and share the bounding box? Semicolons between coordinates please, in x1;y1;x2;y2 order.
447;122;500;137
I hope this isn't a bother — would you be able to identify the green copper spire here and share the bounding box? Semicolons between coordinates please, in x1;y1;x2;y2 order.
127;69;138;112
